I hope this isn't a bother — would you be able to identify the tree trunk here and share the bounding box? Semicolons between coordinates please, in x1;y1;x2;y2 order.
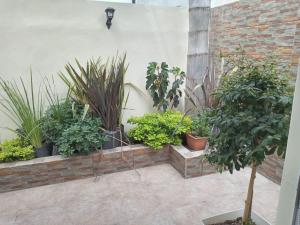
242;164;257;224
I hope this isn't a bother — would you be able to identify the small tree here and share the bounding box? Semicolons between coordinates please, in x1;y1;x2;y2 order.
146;62;185;111
206;53;293;224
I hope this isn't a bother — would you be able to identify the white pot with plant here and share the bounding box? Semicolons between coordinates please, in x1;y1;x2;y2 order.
204;51;293;225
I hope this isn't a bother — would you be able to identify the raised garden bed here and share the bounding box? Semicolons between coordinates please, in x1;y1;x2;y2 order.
0;144;217;193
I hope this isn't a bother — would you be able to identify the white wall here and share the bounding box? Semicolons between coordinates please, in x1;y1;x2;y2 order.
0;0;188;141
97;0;188;7
136;0;188;7
211;0;239;8
96;0;238;8
276;61;300;224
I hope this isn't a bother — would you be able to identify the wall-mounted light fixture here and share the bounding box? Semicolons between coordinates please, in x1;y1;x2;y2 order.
105;7;115;29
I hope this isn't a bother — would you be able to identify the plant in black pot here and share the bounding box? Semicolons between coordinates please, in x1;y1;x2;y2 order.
0;73;49;158
206;52;293;225
60;54;137;149
186;112;209;151
40;98;78;155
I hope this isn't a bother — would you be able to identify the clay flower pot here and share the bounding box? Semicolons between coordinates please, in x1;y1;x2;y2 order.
186;133;208;151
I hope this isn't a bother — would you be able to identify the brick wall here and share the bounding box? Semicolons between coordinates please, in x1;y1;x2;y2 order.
210;0;300;76
0;145;170;193
0;145;217;193
170;145;217;178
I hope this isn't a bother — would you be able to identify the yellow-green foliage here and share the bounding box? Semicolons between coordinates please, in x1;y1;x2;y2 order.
0;138;34;162
128;111;192;150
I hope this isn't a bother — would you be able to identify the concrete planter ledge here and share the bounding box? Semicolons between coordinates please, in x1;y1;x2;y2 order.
0;144;217;193
170;145;217;178
202;209;271;225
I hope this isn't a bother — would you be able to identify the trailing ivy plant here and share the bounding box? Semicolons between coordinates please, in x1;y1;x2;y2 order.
206;52;293;224
127;111;192;150
146;62;185;111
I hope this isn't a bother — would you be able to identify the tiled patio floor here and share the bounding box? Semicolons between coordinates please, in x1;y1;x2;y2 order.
0;164;279;225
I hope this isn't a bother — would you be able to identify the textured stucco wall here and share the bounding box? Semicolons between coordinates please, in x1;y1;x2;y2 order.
0;0;188;140
210;0;300;77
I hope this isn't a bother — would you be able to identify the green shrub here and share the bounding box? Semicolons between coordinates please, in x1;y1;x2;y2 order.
0;138;34;162
57;117;105;156
128;111;192;150
0;74;44;148
191;113;210;137
41;99;80;144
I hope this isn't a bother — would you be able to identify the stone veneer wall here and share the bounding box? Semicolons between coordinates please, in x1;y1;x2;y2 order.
209;0;298;184
170;145;216;178
258;155;284;184
0;145;216;193
210;0;300;76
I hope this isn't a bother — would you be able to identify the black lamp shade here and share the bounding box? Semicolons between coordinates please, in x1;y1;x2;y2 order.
105;7;115;19
105;7;115;29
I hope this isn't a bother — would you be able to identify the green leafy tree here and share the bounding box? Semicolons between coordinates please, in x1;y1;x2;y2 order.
146;62;185;111
206;53;293;224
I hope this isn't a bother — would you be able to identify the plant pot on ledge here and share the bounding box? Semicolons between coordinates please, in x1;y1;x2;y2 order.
103;128;122;150
201;209;271;225
35;145;50;158
186;133;208;151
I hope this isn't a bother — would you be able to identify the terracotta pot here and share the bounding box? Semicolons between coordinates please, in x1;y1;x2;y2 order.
186;133;208;151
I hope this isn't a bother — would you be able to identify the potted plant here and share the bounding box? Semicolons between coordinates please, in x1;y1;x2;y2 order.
41;98;80;155
60;54;139;149
205;52;293;225
186;113;209;150
0;73;49;157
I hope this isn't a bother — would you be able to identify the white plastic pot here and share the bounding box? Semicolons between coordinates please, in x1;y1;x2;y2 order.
201;209;271;225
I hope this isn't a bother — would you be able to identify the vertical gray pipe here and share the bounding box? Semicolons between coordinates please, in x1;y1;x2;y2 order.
186;0;211;111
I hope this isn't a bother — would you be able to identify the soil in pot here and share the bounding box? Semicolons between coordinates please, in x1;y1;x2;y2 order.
208;217;256;225
186;133;208;151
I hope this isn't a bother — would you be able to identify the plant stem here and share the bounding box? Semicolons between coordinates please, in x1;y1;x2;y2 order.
242;163;257;224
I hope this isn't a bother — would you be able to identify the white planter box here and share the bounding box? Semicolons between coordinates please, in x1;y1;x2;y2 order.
201;209;271;225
